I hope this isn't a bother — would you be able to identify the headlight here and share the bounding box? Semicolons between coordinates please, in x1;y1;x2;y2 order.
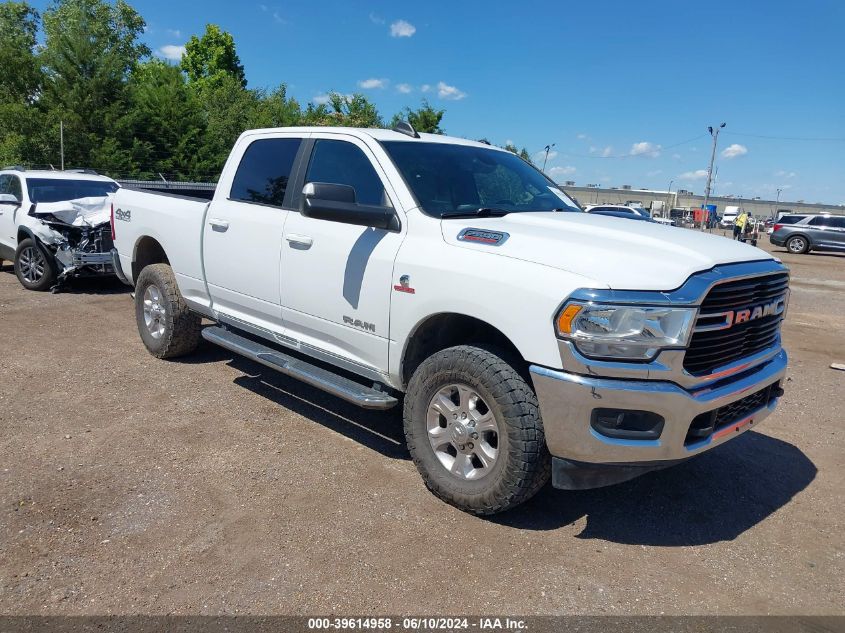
556;302;697;360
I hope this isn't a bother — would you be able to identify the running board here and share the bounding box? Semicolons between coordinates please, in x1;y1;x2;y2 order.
201;326;398;410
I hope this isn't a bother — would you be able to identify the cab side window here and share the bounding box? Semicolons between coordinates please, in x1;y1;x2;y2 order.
8;176;22;200
305;140;386;207
230;138;302;208
809;216;832;227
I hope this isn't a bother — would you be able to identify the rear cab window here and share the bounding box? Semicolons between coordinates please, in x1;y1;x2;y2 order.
230;138;303;208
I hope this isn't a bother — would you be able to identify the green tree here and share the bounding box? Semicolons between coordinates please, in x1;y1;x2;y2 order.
0;1;41;102
123;59;206;179
390;99;445;134
40;0;149;170
0;1;45;165
300;93;382;128
181;24;246;88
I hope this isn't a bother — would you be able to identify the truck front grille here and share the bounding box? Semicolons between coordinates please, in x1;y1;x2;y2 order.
683;272;789;376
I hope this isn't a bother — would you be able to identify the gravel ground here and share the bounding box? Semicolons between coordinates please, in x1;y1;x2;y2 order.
0;237;843;616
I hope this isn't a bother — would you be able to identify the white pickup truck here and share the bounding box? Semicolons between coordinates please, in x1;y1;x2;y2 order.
111;123;789;515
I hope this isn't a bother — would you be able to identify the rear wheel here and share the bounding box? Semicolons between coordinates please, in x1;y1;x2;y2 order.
403;345;551;515
14;238;56;291
786;235;809;254
134;263;201;358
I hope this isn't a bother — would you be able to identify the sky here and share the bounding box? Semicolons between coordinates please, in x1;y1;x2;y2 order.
31;0;845;204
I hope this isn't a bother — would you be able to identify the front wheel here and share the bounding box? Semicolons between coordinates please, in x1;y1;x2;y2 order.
14;238;57;291
403;345;551;515
134;263;201;359
786;235;809;254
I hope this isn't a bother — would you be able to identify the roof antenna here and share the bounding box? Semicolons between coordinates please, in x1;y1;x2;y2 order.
392;120;420;139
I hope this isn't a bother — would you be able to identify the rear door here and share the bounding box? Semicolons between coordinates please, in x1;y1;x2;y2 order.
279;134;405;373
805;216;837;249
202;133;306;334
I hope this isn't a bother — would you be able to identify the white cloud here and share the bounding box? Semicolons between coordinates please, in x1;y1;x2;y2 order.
630;141;661;158
647;169;663;177
420;84;431;93
576;133;589;140
589;146;613;157
167;29;181;37
358;78;387;89
369;12;385;25
437;81;466;100
775;170;796;179
504;139;514;147
273;11;286;24
548;166;576;178
158;44;186;61
721;143;748;159
390;19;416;37
313;94;331;105
672;153;682;160
396;83;413;94
536;149;558;161
679;169;709;180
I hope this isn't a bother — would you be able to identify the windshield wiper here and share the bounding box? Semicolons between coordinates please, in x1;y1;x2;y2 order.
440;207;512;219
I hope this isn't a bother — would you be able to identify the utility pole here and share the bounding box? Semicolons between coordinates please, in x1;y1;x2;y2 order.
774;187;782;220
542;143;555;172
60;120;65;171
701;122;726;231
666;179;673;218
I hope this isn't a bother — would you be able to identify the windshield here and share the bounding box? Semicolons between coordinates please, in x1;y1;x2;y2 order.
381;141;580;217
26;178;118;203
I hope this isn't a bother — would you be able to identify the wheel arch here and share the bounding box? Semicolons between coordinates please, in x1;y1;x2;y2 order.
786;232;812;251
132;235;170;281
400;312;528;388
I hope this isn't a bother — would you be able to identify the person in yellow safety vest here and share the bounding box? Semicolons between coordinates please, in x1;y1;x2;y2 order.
733;210;749;240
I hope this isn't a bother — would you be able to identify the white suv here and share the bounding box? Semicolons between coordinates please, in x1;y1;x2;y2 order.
0;168;119;290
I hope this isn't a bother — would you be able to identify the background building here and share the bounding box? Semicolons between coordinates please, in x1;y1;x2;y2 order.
559;183;845;218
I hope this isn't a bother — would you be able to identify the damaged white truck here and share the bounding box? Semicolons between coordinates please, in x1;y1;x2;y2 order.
110;124;790;515
0;168;119;291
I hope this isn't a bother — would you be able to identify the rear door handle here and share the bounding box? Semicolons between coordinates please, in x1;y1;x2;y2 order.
286;234;313;248
208;218;229;232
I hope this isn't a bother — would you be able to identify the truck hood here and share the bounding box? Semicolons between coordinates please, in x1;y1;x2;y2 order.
441;212;773;291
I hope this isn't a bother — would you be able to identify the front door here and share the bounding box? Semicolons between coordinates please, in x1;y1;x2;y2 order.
280;135;405;373
0;175;22;257
202;134;305;333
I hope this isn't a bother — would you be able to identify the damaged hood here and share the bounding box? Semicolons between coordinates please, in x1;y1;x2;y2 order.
32;196;112;227
441;211;773;291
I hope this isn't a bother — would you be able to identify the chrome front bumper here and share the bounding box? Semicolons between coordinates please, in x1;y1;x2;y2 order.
530;349;787;468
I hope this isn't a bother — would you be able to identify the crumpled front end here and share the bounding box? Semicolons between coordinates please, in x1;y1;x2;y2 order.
28;196;115;285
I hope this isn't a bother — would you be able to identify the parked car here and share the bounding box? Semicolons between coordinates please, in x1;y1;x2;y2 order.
0;168;119;290
584;204;651;218
770;214;845;254
111;123;789;515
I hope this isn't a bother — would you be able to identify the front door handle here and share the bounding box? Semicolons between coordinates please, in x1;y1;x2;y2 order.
285;234;313;248
208;218;229;232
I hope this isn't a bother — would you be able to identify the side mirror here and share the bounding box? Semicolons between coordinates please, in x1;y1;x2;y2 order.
0;193;20;205
301;182;398;231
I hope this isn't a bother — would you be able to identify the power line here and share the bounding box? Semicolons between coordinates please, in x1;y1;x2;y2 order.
541;133;707;160
725;131;845;142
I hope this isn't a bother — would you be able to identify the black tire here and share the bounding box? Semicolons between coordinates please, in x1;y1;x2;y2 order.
134;263;201;359
14;238;57;291
403;345;551;515
786;235;809;254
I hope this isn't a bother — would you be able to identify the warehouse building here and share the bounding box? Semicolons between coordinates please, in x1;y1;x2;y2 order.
559;183;845;218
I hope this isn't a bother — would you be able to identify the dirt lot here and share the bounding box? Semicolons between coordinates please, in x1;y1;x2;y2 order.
1;237;843;616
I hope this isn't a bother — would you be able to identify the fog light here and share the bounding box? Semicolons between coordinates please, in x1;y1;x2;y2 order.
590;408;665;440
